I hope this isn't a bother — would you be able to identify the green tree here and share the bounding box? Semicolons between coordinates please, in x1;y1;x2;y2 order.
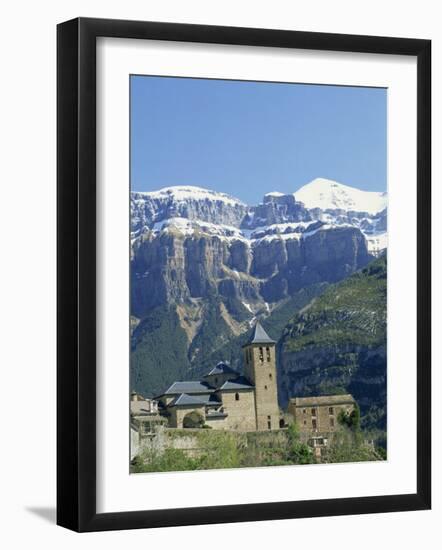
338;404;361;432
286;423;314;465
349;405;361;430
324;432;381;464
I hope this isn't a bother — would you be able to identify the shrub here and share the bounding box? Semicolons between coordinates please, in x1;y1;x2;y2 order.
131;448;199;473
287;423;314;465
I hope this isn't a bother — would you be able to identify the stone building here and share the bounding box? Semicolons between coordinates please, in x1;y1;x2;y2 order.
155;322;281;431
288;394;356;434
243;321;280;430
130;391;167;436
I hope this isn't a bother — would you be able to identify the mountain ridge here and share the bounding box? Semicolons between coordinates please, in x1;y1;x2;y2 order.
132;178;387;213
131;178;387;256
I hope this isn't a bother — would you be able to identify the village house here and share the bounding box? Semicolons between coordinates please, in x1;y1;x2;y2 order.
288;394;356;434
130;391;167;436
287;394;357;456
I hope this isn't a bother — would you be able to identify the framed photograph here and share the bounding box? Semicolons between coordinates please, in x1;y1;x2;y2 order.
57;17;431;532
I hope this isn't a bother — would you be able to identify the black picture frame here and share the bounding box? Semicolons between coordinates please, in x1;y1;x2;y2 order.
57;17;431;532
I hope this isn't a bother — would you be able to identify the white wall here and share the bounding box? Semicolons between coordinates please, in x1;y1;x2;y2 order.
0;0;440;548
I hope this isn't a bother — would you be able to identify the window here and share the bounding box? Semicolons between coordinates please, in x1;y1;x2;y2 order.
302;408;306;414
143;422;152;434
259;347;264;362
264;385;268;390
329;407;334;415
235;392;240;401
267;415;271;420
312;419;317;429
269;373;272;380
267;421;271;430
303;420;307;425
266;346;271;361
330;417;335;428
311;408;316;416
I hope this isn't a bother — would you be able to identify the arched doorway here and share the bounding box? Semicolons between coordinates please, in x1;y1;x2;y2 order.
182;410;204;429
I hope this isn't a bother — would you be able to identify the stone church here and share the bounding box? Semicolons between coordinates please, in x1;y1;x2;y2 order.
155;322;281;431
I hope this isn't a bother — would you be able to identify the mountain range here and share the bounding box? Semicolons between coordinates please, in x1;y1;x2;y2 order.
130;177;387;431
131;177;387;256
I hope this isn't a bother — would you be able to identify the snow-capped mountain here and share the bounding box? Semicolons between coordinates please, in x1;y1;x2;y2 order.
131;185;247;234
136;185;245;207
294;177;387;214
131;178;387;256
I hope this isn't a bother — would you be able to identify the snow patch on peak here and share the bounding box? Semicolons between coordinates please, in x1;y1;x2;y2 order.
152;217;247;241
133;185;245;206
294;178;387;215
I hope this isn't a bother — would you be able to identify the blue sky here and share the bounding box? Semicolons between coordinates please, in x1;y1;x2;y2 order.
131;75;386;204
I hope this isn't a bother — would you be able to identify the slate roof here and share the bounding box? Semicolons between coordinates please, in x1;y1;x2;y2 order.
205;361;240;377
161;380;215;396
244;321;275;346
290;394;355;407
219;376;254;391
195;393;222;406
169;393;207;407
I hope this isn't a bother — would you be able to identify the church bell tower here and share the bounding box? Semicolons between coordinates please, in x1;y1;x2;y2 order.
243;322;280;430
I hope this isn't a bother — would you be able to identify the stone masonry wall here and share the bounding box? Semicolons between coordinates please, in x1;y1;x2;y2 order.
134;426;290;460
217;389;257;431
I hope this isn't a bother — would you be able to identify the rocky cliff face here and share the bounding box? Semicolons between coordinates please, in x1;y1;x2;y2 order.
277;256;387;430
131;221;371;319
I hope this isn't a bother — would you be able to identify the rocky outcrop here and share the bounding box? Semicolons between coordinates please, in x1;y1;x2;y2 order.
245;193;312;228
